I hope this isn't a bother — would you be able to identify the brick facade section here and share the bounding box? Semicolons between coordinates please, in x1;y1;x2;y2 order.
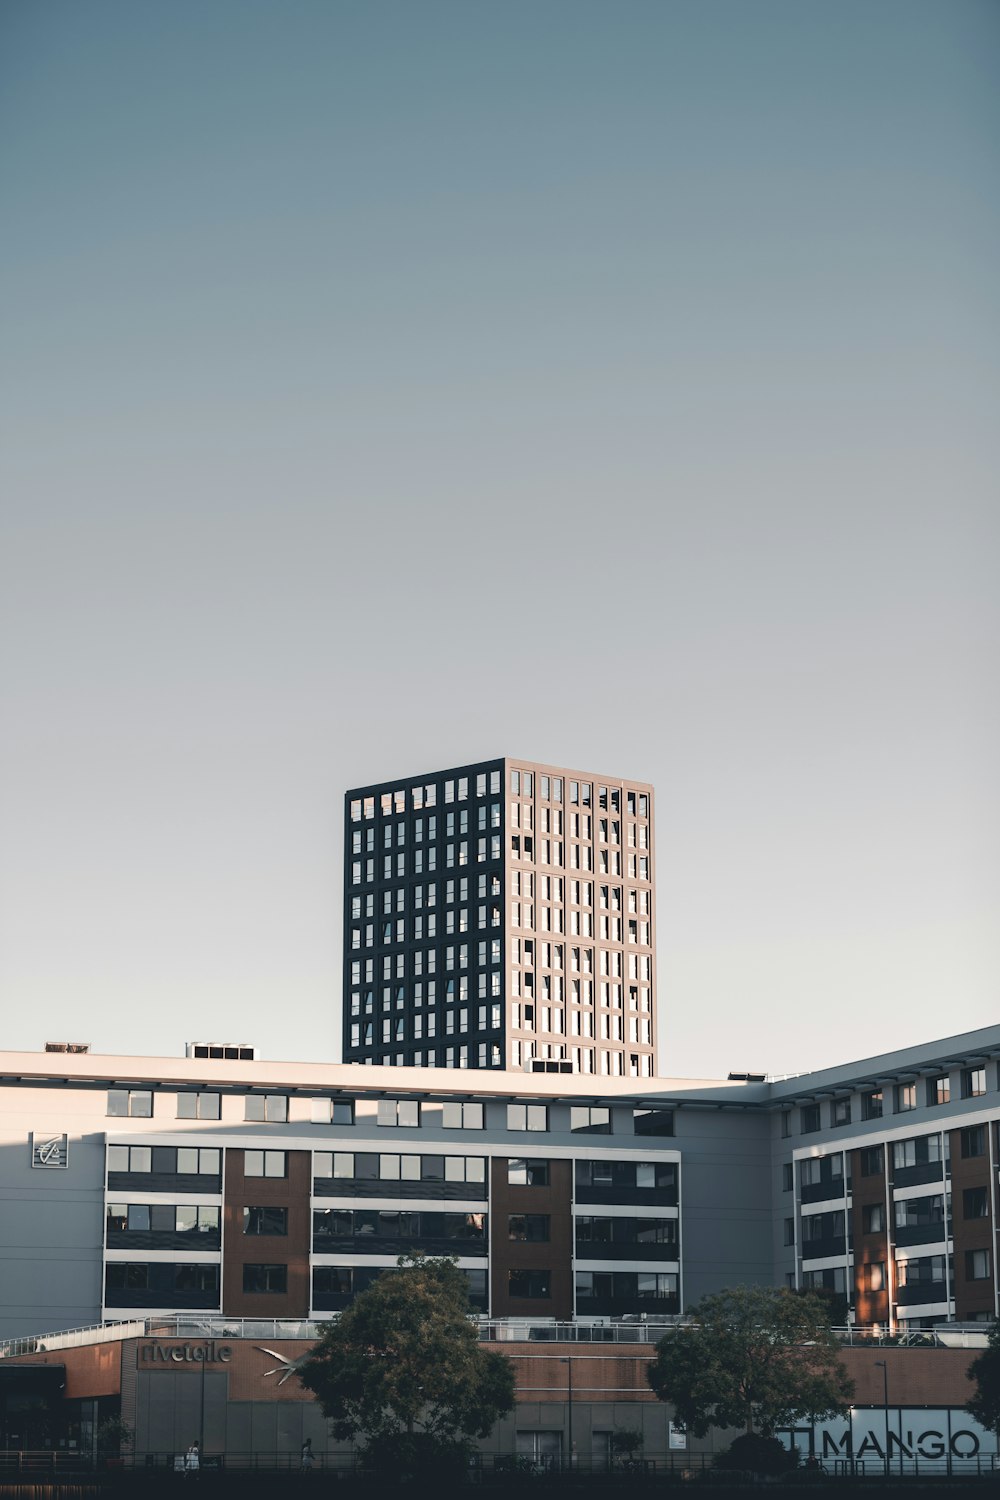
222;1149;310;1317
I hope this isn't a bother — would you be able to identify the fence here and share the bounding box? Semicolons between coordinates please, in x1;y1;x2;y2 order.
3;1449;1000;1481
3;1315;989;1362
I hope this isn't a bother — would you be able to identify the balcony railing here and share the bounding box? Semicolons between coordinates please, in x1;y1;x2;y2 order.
1;1313;990;1362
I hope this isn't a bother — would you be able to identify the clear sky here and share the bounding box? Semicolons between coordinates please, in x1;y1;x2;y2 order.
1;0;998;1078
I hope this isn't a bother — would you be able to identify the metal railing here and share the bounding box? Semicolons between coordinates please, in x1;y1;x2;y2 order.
2;1449;1000;1481
2;1314;990;1362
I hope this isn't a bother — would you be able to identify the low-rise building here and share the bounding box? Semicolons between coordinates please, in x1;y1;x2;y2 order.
3;1026;1000;1338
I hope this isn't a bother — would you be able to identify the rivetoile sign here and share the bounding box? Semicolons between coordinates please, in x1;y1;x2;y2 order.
779;1408;998;1474
31;1133;69;1169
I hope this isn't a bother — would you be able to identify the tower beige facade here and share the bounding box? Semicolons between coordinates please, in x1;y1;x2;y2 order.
343;757;656;1075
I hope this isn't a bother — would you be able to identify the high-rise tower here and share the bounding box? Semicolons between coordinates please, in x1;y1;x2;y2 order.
343;758;655;1074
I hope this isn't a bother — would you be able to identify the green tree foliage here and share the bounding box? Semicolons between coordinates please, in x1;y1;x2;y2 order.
647;1285;854;1437
299;1255;515;1471
966;1318;1000;1434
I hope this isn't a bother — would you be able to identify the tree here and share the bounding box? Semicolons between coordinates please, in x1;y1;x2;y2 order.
299;1254;516;1475
966;1318;1000;1436
609;1427;643;1469
96;1415;133;1454
647;1285;854;1438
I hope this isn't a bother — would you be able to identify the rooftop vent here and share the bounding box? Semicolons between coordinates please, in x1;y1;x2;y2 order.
185;1042;258;1061
529;1059;573;1074
728;1071;766;1083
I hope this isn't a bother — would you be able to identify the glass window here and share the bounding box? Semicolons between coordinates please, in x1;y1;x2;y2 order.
892;1134;943;1169
967;1248;992;1281
311;1098;354;1125
832;1097;851;1126
962;1067;987;1099
961;1125;986;1158
176;1092;221;1120
507;1104;548;1132
174;1146;220;1175
441;1102;484;1129
860;1090;883;1121
928;1075;951;1107
243;1206;288;1235
863;1203;885;1234
964;1186;989;1219
508;1213;550;1242
107;1144;153;1174
863;1262;886;1291
244;1094;288;1122
508;1269;550;1298
895;1254;946;1286
378;1099;421;1127
107;1089;153;1118
242;1263;288;1294
245;1149;286;1178
895;1083;917;1112
507;1158;549;1187
800;1104;821;1134
861;1146;884;1176
571;1106;612;1134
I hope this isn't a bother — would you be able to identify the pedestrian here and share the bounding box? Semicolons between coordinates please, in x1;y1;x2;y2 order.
301;1437;315;1473
185;1441;200;1478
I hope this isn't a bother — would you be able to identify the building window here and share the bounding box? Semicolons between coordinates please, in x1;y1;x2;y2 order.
895;1083;917;1113
861;1146;884;1176
894;1195;945;1231
508;1213;550;1242
313;1151;485;1186
832;1098;851;1127
507;1104;548;1132
800;1104;821;1134
964;1187;989;1219
783;1217;795;1246
176;1092;221;1120
571;1107;611;1134
928;1075;951;1107
781;1111;791;1138
896;1254;946;1288
244;1095;288;1123
107;1144;220;1177
243;1263;288;1295
507;1158;549;1187
961;1125;986;1158
863;1262;886;1292
508;1269;550;1299
244;1150;286;1178
860;1090;883;1121
633;1108;674;1137
107;1203;219;1235
967;1249;992;1281
962;1067;987;1100
311;1098;355;1125
378;1099;421;1128
863;1203;885;1234
107;1090;153;1118
243;1206;288;1236
442;1102;484;1129
892;1134;944;1170
782;1163;794;1192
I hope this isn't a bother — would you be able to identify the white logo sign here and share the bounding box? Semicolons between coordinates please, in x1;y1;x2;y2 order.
256;1346;310;1386
31;1133;69;1169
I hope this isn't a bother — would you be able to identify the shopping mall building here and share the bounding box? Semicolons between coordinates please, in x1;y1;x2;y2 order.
2;1025;1000;1469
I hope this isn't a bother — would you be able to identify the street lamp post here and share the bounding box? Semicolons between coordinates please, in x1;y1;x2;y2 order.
559;1357;573;1472
874;1360;889;1478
